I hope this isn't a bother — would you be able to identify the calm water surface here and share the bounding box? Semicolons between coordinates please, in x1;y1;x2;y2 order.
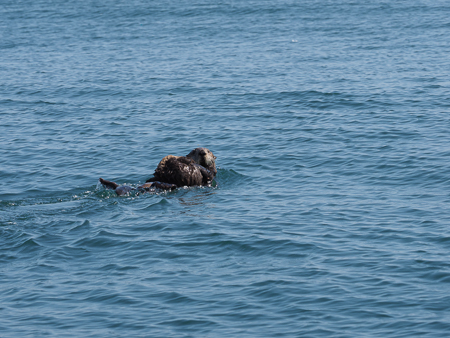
1;0;450;336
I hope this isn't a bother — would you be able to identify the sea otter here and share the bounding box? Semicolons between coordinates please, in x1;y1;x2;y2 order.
99;147;217;196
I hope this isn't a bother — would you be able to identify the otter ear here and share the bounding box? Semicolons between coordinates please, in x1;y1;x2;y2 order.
214;156;217;159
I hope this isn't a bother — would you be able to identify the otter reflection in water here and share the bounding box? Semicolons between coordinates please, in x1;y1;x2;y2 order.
99;147;217;196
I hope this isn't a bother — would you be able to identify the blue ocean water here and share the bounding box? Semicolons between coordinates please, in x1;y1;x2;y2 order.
1;0;450;336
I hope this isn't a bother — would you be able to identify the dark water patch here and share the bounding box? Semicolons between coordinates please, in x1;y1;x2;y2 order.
99;263;139;273
43;245;92;264
71;231;134;252
26;263;66;275
9;237;42;256
214;168;248;188
80;289;143;306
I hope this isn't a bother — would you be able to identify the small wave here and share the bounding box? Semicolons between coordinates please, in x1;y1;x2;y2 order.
141;198;171;210
71;231;130;251
13;237;43;255
215;168;249;188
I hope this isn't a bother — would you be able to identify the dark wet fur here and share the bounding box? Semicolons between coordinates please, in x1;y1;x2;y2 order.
99;148;217;195
146;147;217;187
146;156;215;187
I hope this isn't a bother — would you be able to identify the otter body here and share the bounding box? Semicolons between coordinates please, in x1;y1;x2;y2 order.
99;147;217;196
147;148;217;187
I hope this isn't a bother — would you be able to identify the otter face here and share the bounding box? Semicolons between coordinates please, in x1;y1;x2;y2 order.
186;147;217;175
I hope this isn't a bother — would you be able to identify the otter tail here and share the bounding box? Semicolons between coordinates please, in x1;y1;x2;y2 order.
99;178;119;190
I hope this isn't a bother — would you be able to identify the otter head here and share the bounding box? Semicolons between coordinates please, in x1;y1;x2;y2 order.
186;147;217;176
